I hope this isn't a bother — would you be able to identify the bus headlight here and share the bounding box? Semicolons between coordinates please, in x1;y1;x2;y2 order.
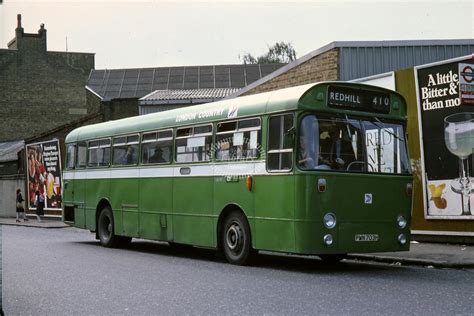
397;215;407;229
323;213;336;229
398;234;407;245
323;234;333;246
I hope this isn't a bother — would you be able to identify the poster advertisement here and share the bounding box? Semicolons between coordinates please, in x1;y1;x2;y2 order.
26;140;62;211
416;56;474;219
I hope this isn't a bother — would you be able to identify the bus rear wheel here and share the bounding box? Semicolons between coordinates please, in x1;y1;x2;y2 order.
98;207;121;248
222;211;253;265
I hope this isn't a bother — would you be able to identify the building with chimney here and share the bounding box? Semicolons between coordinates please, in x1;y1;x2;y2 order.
0;14;96;143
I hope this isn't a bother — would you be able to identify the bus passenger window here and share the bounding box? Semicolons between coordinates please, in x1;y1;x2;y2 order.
216;118;261;161
267;114;294;171
113;135;139;166
141;130;173;164
87;139;111;168
76;142;87;169
176;125;212;163
65;144;76;169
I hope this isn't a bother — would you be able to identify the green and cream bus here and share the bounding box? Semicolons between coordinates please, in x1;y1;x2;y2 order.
63;82;412;265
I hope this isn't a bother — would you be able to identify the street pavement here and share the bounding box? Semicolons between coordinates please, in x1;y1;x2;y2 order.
1;217;474;269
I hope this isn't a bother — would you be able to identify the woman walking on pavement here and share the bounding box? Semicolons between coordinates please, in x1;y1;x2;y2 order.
16;188;28;222
35;190;45;223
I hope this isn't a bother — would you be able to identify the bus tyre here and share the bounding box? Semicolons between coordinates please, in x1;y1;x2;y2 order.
98;207;119;248
222;211;253;265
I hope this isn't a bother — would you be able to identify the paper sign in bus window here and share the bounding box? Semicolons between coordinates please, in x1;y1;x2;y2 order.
365;128;395;173
250;131;258;149
233;132;244;146
187;136;205;148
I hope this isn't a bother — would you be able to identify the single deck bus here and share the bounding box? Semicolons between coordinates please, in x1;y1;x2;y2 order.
63;82;412;265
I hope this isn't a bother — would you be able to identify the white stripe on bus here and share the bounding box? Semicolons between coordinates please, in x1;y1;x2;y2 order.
63;161;270;180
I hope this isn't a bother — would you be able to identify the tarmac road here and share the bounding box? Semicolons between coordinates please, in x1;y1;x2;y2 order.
2;226;474;315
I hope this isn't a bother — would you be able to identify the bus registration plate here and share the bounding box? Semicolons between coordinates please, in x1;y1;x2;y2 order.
355;234;379;242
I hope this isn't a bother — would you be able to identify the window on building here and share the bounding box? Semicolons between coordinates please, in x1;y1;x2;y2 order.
267;114;294;171
176;124;212;163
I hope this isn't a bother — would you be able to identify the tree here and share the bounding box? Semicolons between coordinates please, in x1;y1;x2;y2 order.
240;42;297;64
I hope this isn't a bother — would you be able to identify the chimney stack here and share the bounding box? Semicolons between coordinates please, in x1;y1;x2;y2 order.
17;14;22;30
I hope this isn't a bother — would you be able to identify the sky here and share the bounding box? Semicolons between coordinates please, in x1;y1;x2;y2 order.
0;0;473;70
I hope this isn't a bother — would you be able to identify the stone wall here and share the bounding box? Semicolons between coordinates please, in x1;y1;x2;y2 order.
242;48;339;95
0;21;94;142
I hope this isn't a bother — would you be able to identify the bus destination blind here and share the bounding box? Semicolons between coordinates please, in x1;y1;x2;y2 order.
327;86;391;114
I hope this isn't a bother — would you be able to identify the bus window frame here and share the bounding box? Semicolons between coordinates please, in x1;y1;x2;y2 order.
215;117;262;162
175;123;213;164
141;128;174;165
111;133;140;167
75;141;88;170
86;138;111;169
65;143;76;170
266;112;295;173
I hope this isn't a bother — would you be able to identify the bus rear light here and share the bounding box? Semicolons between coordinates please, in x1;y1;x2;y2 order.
246;175;253;192
406;183;413;196
318;178;327;192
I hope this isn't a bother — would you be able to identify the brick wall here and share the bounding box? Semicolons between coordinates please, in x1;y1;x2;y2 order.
242;48;339;95
0;24;94;142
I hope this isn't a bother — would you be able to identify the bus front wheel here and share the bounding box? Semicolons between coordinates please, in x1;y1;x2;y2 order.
98;207;120;248
222;211;253;265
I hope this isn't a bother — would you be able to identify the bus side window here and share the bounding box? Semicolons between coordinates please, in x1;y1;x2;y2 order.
267;114;294;171
113;135;139;166
176;125;212;163
65;144;76;169
141;130;173;164
215;118;261;161
76;142;87;169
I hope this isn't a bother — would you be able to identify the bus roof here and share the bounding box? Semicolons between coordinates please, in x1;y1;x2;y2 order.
66;82;407;143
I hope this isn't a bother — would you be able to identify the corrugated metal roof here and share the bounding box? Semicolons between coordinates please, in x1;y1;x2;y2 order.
339;41;474;80
140;88;240;105
0;140;24;162
229;39;474;98
86;63;285;101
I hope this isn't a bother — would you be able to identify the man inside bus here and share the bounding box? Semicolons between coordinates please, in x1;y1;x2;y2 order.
149;146;166;163
121;146;136;165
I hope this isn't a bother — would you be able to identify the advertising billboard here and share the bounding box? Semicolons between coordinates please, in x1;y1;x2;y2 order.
26;139;62;211
415;56;474;219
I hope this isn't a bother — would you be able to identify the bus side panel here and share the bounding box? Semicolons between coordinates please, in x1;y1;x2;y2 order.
213;173;254;246
110;176;139;237
139;176;173;241
254;174;295;252
74;177;86;229
85;175;110;231
172;175;214;247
